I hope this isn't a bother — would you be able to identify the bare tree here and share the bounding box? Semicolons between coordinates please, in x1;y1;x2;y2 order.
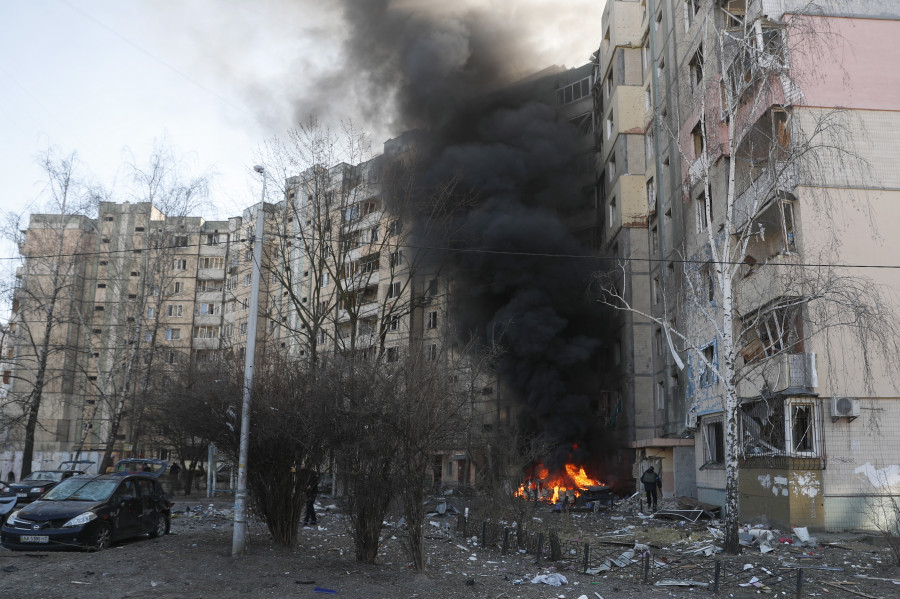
1;151;96;476
596;2;900;553
84;143;209;471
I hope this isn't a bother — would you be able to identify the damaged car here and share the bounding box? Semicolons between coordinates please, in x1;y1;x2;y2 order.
1;472;173;551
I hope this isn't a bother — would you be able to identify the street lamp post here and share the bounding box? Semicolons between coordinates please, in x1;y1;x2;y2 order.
232;165;267;556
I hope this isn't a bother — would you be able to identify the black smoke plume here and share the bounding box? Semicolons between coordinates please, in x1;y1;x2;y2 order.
333;1;613;465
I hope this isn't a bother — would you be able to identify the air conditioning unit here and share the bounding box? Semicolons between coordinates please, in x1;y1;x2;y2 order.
831;396;860;422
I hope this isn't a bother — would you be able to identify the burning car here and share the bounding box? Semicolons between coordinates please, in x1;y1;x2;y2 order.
515;463;610;507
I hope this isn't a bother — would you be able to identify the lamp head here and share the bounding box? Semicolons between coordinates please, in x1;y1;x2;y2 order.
253;165;265;174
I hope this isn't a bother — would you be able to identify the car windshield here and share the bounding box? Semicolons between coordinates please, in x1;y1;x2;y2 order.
42;478;118;502
25;471;64;482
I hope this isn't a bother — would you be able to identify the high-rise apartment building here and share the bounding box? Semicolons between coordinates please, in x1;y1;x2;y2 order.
599;0;900;530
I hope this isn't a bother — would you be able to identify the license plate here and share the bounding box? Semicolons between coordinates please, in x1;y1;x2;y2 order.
16;493;27;498
20;535;49;543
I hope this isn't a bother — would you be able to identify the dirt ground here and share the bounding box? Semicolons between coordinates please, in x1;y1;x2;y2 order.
1;491;899;599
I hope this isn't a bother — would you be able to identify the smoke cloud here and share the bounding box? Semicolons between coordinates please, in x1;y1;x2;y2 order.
323;0;612;464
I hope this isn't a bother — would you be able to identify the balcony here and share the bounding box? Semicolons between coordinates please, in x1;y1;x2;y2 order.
732;161;798;232
738;352;817;397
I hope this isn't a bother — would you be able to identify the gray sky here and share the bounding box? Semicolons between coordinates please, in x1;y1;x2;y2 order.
0;0;603;268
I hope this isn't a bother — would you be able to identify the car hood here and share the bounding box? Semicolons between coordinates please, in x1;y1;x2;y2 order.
10;481;52;490
17;499;103;520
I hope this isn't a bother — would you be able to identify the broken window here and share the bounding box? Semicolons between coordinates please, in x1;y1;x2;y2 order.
757;301;803;357
699;344;716;387
691;122;703;159
696;193;709;232
703;418;725;466
790;402;816;454
741;398;785;455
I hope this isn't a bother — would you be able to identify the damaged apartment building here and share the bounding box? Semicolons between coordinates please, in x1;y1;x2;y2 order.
596;0;900;530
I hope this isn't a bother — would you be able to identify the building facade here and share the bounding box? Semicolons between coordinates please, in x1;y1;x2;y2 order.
599;0;900;530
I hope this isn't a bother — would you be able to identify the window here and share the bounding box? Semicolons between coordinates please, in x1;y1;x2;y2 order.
321;273;329;288
167;304;183;317
703;419;725;465
756;302;803;358
166;352;176;364
656;380;665;410
684;0;699;31
647;178;656;211
696;193;709;232
130;271;139;277
199;256;224;269
147;307;154;319
704;262;716;303
242;298;249;311
606;111;614;140
608;153;616;181
426;279;438;297
556;77;590;106
105;216;114;222
206;234;219;245
196;303;219;315
608;196;617;228
242;274;251;287
2;371;9;385
172;259;187;271
94;305;104;312
386;347;399;362
172;282;183;294
655;327;664;356
691;122;703;159
427;311;438;329
388;316;400;331
102;238;110;244
165;328;180;341
386;281;401;299
173;236;188;248
388;220;401;236
426;344;437;362
390;250;403;268
244;249;252;262
652;275;660;305
197;279;224;292
789;402;816;455
145;331;152;342
699;344;716;387
689;48;703;92
193;325;220;339
240;322;248;336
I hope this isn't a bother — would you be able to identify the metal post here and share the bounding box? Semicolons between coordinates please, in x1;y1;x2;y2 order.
714;560;721;594
231;166;267;556
206;442;215;498
643;551;650;584
536;533;544;563
583;543;590;574
796;568;802;599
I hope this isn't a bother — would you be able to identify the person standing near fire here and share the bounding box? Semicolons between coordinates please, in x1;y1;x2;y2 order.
641;465;662;511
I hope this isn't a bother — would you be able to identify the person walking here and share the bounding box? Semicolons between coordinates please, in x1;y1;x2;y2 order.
302;471;319;526
641;465;662;511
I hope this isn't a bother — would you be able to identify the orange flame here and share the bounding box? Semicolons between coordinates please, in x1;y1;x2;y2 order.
516;463;602;503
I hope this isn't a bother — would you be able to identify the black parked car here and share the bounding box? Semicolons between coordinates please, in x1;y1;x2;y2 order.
1;473;173;551
8;469;88;504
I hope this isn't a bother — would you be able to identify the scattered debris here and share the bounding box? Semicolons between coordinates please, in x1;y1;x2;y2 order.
313;587;338;594
653;579;710;587
530;573;567;586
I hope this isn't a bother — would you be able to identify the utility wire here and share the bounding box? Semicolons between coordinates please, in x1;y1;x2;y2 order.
4;234;900;272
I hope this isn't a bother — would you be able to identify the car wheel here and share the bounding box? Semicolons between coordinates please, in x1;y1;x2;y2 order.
149;513;167;538
88;523;112;551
